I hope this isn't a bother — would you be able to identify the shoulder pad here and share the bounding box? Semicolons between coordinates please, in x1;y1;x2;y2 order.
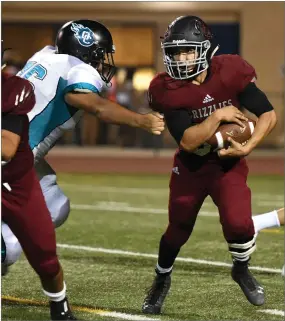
212;55;256;92
2;74;35;115
148;72;178;112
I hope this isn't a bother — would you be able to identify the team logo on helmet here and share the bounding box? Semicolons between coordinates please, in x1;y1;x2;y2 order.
71;23;97;47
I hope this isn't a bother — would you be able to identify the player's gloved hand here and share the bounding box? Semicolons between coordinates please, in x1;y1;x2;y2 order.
140;112;165;135
215;106;248;128
218;137;251;158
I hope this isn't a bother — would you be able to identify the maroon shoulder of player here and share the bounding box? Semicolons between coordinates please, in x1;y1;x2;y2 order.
148;72;195;113
2;73;36;185
147;72;168;112
213;54;257;93
148;54;257;121
2;73;35;114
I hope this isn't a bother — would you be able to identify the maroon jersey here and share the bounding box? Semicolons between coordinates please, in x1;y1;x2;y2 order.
1;75;60;281
148;54;256;167
2;73;35;115
149;55;256;120
2;73;35;183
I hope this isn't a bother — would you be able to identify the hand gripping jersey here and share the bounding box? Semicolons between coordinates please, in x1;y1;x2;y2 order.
17;46;104;163
148;54;256;158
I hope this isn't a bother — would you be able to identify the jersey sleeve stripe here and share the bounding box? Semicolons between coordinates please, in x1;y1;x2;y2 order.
63;82;99;94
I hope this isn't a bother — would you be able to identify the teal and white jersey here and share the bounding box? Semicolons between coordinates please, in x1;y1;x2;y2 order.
17;46;103;163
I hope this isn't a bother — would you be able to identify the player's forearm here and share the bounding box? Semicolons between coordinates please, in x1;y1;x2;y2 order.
65;92;142;128
245;110;277;152
180;111;221;152
91;98;142;128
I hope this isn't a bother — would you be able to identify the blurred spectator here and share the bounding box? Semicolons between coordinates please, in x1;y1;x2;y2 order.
132;68;164;149
3;63;20;76
116;78;136;147
80;80;113;146
81;113;100;146
2;49;22;75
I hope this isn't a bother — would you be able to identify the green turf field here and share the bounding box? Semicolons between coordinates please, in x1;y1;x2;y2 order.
2;173;284;321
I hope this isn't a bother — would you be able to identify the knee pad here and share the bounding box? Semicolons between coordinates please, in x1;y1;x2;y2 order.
40;174;70;228
2;223;23;266
228;234;257;262
223;216;255;241
164;222;194;248
48;189;70;228
33;254;61;279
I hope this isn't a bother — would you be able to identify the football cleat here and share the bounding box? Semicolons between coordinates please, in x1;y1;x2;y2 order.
142;274;171;314
231;260;265;306
50;297;77;320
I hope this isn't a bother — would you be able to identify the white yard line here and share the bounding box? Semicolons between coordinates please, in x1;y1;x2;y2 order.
97;311;161;321
2;295;160;321
258;309;284;317
257;201;284;207
62;184;166;195
61;183;284;201
57;243;282;274
71;201;285;218
71;203;218;217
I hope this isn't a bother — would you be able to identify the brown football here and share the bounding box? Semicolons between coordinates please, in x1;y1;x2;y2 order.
207;119;256;150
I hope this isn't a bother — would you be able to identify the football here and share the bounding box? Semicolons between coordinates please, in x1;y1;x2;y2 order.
207;119;256;150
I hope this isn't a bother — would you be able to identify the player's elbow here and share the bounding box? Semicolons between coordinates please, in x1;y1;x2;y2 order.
1;133;20;162
64;92;102;116
179;138;198;153
271;110;277;128
259;109;277;128
268;109;277;127
2;144;17;162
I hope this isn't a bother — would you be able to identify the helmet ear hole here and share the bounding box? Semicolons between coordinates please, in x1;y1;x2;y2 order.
93;47;105;60
81;53;89;62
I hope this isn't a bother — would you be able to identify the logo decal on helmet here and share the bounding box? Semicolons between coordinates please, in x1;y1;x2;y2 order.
71;23;97;47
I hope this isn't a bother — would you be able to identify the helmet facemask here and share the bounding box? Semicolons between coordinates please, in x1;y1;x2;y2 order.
88;45;116;85
162;40;212;80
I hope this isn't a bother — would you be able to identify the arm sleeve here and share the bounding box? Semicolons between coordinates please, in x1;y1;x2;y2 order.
164;109;194;145
237;82;274;117
64;63;104;95
2;114;26;135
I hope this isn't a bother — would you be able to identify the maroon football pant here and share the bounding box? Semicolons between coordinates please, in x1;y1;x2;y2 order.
164;155;255;248
2;168;60;279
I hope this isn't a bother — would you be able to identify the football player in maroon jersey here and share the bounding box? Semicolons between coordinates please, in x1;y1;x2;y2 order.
1;72;76;320
142;16;277;314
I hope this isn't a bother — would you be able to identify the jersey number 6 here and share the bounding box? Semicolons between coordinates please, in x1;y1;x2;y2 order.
18;61;47;81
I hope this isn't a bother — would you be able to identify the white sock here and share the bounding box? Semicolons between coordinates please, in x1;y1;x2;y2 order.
42;281;66;302
252;210;280;233
156;263;173;274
